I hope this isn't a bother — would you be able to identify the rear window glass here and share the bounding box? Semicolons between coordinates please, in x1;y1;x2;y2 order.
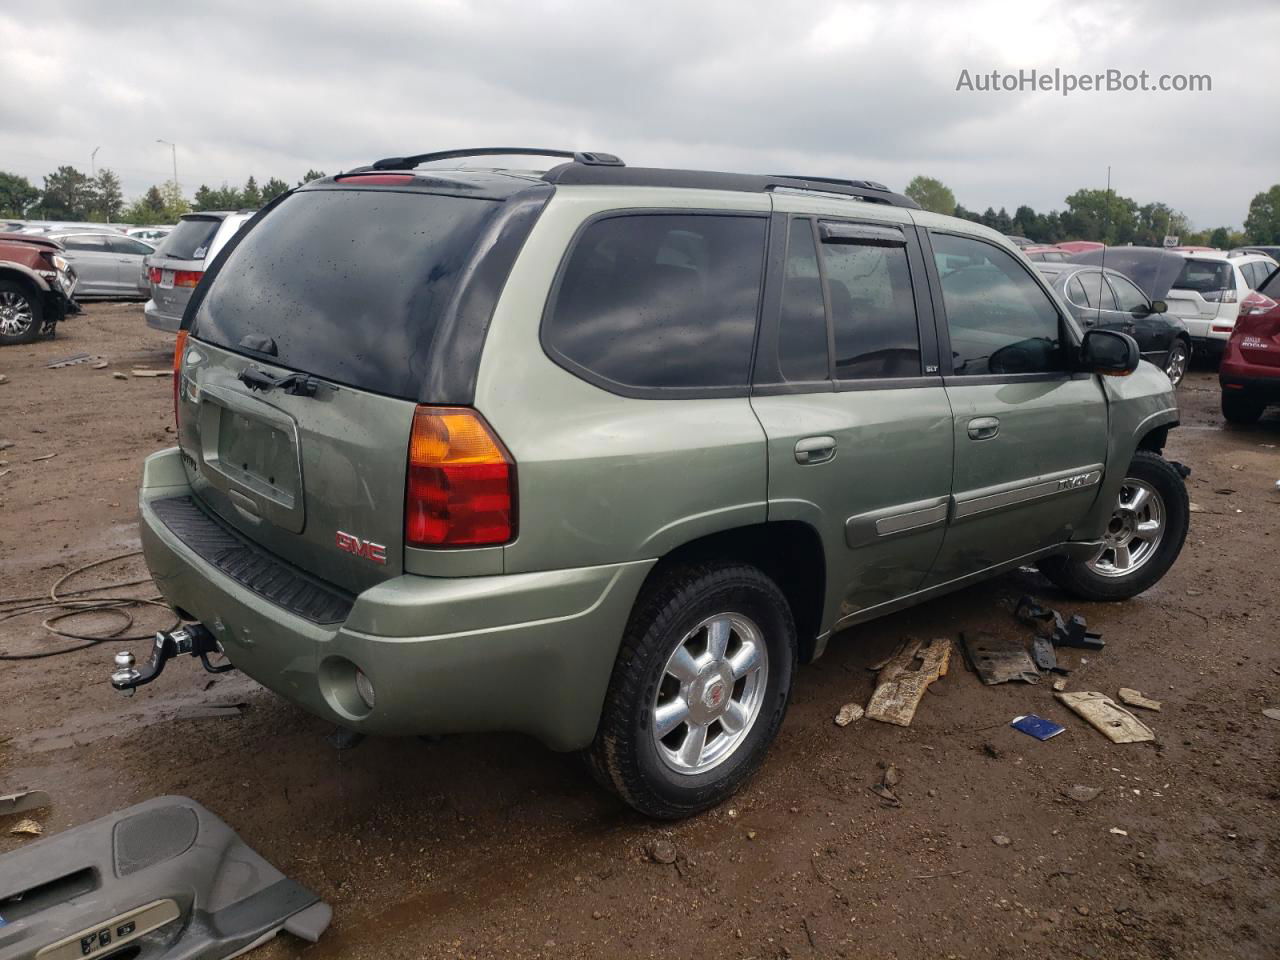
159;217;222;260
544;213;766;392
821;229;920;379
1173;259;1232;294
1260;265;1280;298
194;190;499;399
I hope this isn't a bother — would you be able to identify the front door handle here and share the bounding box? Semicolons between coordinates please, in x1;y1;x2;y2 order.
967;417;1000;441
795;435;836;465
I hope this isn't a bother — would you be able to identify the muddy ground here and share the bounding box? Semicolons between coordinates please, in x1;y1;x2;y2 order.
1;303;1277;959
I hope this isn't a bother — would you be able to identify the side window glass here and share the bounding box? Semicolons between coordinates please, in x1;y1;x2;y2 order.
1077;271;1117;310
1065;275;1088;306
62;235;104;252
545;213;766;391
777;218;828;382
820;226;920;379
1109;276;1148;313
932;232;1064;376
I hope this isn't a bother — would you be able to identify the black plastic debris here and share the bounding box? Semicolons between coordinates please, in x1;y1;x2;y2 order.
1016;596;1104;651
0;796;330;960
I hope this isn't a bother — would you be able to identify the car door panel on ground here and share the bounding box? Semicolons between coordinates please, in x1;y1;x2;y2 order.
923;230;1109;586
751;212;953;626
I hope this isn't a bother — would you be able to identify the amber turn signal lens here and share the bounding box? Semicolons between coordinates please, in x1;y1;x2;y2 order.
405;406;515;547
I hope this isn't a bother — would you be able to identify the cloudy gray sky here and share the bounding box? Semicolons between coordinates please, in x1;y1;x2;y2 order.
3;0;1276;228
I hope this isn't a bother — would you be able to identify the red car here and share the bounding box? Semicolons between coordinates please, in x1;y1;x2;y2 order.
1220;265;1280;423
0;233;78;345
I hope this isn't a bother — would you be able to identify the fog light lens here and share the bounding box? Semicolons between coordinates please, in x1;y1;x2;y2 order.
355;669;376;710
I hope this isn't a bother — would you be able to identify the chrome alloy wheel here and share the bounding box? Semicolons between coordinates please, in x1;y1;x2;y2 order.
1087;478;1166;578
651;613;768;776
1164;342;1188;386
0;290;34;337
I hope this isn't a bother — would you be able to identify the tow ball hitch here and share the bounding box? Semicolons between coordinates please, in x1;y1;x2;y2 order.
111;624;235;693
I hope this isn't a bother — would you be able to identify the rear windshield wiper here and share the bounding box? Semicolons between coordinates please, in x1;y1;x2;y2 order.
238;367;320;397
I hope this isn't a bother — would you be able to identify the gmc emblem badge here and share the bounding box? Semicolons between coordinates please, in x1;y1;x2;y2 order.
336;530;388;565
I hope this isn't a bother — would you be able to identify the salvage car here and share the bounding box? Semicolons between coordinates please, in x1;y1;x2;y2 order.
144;211;253;332
0;232;78;344
1039;253;1191;385
122;149;1189;819
49;229;154;298
1219;265;1280;423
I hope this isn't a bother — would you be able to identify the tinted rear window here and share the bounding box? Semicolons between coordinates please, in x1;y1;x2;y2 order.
193;190;499;399
1173;259;1231;294
159;217;222;260
544;213;766;393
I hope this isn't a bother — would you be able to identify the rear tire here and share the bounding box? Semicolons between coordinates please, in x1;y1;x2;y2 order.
586;563;796;819
1221;392;1264;424
0;280;41;346
1039;451;1189;601
1163;338;1189;387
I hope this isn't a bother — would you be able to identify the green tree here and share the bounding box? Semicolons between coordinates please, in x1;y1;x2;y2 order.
159;180;190;219
123;186;167;224
904;175;956;216
297;169;326;186
260;177;290;203
1244;185;1280;244
1061;188;1138;245
92;169;124;222
241;175;262;208
1208;226;1230;249
1132;202;1189;247
0;171;40;218
192;183;241;211
36;165;95;220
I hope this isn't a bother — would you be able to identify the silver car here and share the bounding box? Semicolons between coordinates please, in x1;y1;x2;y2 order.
50;230;154;298
144;211;253;332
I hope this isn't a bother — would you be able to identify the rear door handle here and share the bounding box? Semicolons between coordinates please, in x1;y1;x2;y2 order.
795;436;836;464
967;417;1000;441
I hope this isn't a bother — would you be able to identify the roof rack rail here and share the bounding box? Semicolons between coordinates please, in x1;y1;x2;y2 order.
370;147;624;171
540;164;919;209
771;174;892;193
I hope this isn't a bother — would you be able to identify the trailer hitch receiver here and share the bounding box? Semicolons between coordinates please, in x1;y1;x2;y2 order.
111;623;234;693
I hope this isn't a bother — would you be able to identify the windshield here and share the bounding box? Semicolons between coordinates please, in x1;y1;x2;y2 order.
158;217;222;260
192;189;500;399
1173;259;1232;295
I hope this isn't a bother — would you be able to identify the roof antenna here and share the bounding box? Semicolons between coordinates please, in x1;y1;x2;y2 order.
1096;165;1111;329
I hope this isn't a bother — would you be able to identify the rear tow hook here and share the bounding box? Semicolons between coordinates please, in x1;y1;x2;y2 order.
111;624;235;694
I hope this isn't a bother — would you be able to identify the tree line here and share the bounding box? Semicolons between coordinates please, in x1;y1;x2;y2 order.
0;167;329;225
904;176;1280;248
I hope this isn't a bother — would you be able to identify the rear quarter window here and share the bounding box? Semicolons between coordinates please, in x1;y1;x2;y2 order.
543;212;767;394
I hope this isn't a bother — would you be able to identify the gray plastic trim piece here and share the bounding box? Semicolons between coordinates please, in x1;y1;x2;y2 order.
0;796;331;960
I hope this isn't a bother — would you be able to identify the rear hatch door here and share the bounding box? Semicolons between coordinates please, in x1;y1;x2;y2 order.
150;215;223;320
1166;258;1233;328
179;186;505;594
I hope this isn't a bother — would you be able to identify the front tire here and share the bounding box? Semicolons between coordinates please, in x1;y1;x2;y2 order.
0;280;41;346
1221;391;1264;424
1040;451;1189;601
587;563;796;819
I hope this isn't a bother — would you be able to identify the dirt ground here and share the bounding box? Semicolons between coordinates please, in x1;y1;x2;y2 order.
1;303;1277;960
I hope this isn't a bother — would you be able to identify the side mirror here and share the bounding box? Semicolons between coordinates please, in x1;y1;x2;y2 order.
1149;299;1168;314
1079;329;1140;376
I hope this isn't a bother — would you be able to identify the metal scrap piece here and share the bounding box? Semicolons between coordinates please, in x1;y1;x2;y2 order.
962;632;1040;685
1057;691;1155;743
865;637;951;726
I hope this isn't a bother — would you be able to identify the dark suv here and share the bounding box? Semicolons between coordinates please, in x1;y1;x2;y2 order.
0;233;78;345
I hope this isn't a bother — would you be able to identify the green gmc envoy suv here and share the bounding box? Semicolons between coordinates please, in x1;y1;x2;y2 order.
122;148;1188;818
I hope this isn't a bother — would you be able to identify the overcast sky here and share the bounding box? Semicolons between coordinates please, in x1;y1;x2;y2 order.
3;0;1276;228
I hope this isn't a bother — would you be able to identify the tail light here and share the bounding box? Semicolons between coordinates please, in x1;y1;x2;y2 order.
1238;291;1277;317
174;270;202;288
1233;291;1280;339
172;329;188;426
148;266;162;284
1202;289;1237;303
405;406;515;547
